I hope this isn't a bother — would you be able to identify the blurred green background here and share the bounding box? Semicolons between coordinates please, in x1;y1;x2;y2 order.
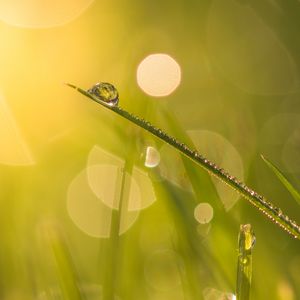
0;0;300;299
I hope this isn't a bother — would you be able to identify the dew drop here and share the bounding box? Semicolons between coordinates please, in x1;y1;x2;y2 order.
87;82;119;106
144;146;160;168
240;257;249;265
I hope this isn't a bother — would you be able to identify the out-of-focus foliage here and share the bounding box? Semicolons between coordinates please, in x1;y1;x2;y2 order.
0;0;300;299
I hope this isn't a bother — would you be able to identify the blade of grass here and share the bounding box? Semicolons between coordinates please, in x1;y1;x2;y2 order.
236;224;255;300
102;131;135;300
261;154;300;206
44;223;84;300
66;83;300;240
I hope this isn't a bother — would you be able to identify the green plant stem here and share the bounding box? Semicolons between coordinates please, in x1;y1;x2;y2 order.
261;154;300;206
102;134;134;300
66;83;300;240
236;224;255;300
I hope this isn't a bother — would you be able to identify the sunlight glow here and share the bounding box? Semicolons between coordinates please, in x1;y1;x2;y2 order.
137;54;181;97
0;93;34;166
0;0;95;28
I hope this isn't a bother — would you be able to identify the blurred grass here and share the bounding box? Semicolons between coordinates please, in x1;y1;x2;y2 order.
0;0;300;299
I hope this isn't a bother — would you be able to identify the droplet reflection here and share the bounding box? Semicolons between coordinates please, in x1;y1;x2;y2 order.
87;82;119;106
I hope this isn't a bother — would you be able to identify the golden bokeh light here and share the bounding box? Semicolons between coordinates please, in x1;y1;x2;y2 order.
67;167;139;238
137;54;181;97
88;145;157;211
0;0;95;28
194;203;214;224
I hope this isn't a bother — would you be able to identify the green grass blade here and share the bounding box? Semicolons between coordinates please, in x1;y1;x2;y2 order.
45;224;84;300
236;224;255;300
102;143;134;300
261;154;300;206
66;83;300;240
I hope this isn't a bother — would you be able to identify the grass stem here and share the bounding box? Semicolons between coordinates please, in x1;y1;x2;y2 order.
66;83;300;240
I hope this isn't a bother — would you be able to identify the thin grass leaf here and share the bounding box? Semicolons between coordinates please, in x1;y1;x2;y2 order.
66;83;300;240
236;224;255;300
44;224;84;300
102;137;135;300
261;154;300;206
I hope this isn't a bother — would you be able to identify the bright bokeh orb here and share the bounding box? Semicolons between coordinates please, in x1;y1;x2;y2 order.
194;203;214;224
144;146;160;168
0;0;95;28
67;167;139;238
137;53;181;97
87;145;157;210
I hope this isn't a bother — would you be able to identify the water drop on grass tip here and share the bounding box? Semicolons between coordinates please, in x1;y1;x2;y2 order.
87;82;119;106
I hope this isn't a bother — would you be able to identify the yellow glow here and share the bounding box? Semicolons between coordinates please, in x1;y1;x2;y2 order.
0;93;34;166
0;0;95;28
277;279;295;300
67;167;139;238
137;54;181;97
194;203;214;224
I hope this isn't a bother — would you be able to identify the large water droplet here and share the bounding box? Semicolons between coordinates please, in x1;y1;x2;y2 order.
87;82;119;106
